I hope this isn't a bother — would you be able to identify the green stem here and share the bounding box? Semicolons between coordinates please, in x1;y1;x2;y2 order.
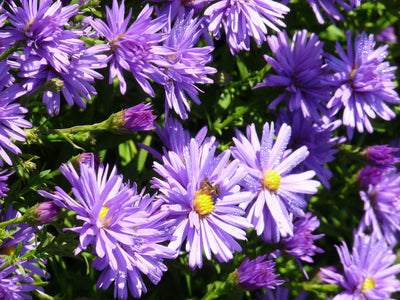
0;42;21;61
201;282;227;300
45;120;109;134
0;216;26;228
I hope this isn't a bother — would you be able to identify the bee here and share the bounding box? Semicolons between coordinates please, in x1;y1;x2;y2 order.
199;177;220;202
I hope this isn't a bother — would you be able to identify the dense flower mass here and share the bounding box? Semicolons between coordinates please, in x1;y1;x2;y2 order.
152;136;252;269
255;30;330;122
326;30;400;139
39;156;175;299
320;233;400;299
204;0;289;54
231;122;320;242
89;0;166;96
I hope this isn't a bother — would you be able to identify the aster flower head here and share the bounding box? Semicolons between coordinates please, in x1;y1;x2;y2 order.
0;0;81;73
276;109;344;188
236;255;284;291
152;136;252;269
0;62;32;166
282;212;324;263
0;205;47;295
358;170;400;245
231;122;321;242
204;0;290;55
376;26;397;44
19;45;107;115
89;0;166;96
364;145;400;168
0;261;41;300
320;233;400;299
152;11;216;119
357;165;387;190
39;155;175;299
326;30;400;139
255;29;331;122
279;212;324;279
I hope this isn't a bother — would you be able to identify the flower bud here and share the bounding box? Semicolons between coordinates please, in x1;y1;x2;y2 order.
25;202;60;225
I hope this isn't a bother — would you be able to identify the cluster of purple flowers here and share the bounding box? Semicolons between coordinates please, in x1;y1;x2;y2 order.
0;0;399;299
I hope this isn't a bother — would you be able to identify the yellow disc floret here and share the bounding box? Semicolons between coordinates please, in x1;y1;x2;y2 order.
0;245;16;256
361;278;375;291
262;169;281;192
194;191;215;216
98;206;112;225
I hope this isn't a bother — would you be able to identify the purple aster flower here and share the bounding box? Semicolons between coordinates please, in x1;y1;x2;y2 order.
280;212;324;278
204;0;289;55
38;155;175;299
255;29;331;122
152;136;252;269
358;170;400;245
89;0;166;96
231;122;321;242
364;145;400;167
0;0;80;73
326;30;400;139
357;165;387;190
376;26;397;44
0;205;47;294
0;62;32;166
259;287;308;300
236;255;284;290
152;12;216;119
320;233;400;299
93;194;175;299
19;46;107;114
0;261;40;300
276;109;344;188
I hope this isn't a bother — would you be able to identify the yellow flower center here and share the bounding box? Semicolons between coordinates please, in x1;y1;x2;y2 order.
361;278;375;291
193;178;220;216
194;191;215;216
262;169;281;192
98;206;112;225
0;245;16;256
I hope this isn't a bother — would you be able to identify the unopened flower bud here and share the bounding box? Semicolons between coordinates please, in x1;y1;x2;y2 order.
365;145;400;167
112;102;156;133
25;201;60;225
